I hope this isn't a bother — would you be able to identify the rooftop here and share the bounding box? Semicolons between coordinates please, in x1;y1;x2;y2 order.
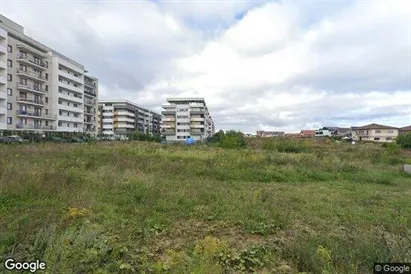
99;99;161;116
351;123;398;130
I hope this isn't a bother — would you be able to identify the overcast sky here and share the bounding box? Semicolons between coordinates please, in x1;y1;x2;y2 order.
2;0;410;133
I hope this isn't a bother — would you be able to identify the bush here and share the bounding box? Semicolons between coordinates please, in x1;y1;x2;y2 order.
219;130;247;149
129;131;161;142
396;133;411;149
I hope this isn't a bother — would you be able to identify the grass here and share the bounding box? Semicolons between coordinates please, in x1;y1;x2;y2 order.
0;139;411;273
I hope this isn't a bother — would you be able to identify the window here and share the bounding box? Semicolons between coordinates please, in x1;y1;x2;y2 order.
58;121;62;126
74;124;78;128
375;130;381;133
45;121;49;126
45;97;48;103
74;114;78;118
20;78;27;85
74;84;78;87
20;51;27;58
374;137;380;141
7;117;12;124
388;130;394;134
45;73;48;80
59;66;62;71
45;85;48;92
59;77;62;82
19;65;27;72
7;74;12;81
7;88;12;96
386;137;392;140
7;59;12;67
58;100;62;104
74;104;77;107
7;103;12;110
22;118;27;125
7;45;12;53
74;74;78;77
59;110;62;115
45;109;48;115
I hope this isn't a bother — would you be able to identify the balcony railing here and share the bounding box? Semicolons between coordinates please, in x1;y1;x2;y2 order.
84;99;96;105
16;124;55;130
17;83;46;94
16;54;48;69
17;69;47;81
16;96;46;106
84;81;97;89
16;110;56;119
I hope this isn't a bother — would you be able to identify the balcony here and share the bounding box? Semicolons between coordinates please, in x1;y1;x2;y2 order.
16;44;48;58
0;106;6;114
162;124;175;129
84;119;96;124
0;45;6;54
17;69;47;83
84;89;97;97
16;124;56;131
0;75;6;84
0;122;6;129
162;110;176;115
58;91;83;104
0;60;6;69
191;124;204;128
16;54;48;70
16;110;56;120
58;81;83;93
16;96;46;107
57;126;83;132
59;70;83;84
84;81;97;89
84;99;96;106
163;117;175;122
58;115;83;123
0;28;6;39
162;129;176;135
58;104;83;113
16;83;46;94
190;108;205;114
190;117;203;122
190;130;204;135
0;91;5;100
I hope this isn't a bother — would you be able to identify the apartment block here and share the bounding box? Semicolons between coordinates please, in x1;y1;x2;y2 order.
161;98;215;142
0;14;98;135
98;100;161;137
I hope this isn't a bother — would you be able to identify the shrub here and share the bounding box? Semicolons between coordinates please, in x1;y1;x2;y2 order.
263;138;310;153
217;130;247;149
129;131;161;142
396;133;411;149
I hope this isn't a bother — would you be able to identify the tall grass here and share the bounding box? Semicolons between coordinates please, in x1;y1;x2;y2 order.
0;140;410;273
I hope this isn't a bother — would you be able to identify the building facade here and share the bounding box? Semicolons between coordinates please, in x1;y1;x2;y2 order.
0;15;98;135
98;100;161;137
351;123;398;142
161;98;215;142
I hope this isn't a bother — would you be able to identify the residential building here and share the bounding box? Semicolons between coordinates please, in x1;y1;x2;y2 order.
0;14;98;135
399;125;411;135
256;130;285;137
351;123;398;142
300;130;316;138
315;128;332;137
98;100;161;137
161;97;214;142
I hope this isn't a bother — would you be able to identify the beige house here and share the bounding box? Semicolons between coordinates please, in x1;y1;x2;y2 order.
351;123;398;142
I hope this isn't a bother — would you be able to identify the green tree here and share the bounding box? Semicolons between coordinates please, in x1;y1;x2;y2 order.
396;133;411;149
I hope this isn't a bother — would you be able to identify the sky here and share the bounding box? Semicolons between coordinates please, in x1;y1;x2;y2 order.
2;0;410;133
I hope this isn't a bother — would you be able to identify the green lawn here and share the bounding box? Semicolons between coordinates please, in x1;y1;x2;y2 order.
1;139;410;273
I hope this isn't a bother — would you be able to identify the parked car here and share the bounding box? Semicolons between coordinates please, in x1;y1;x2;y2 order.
0;136;13;144
8;135;29;143
51;137;67;143
71;137;83;143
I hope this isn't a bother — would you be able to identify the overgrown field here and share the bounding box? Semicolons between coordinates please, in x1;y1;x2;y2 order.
1;139;411;273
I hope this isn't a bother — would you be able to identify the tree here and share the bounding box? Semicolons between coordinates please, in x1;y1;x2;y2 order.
396;133;411;149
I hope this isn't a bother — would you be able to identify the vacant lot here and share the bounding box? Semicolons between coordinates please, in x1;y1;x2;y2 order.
1;139;411;273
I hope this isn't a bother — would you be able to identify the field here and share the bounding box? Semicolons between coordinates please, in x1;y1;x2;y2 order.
1;138;411;273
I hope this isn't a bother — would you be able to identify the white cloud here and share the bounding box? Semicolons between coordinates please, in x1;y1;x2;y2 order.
2;0;410;133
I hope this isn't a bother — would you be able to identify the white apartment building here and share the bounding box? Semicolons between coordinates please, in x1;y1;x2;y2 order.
0;14;98;135
98;100;161;137
161;98;215;142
